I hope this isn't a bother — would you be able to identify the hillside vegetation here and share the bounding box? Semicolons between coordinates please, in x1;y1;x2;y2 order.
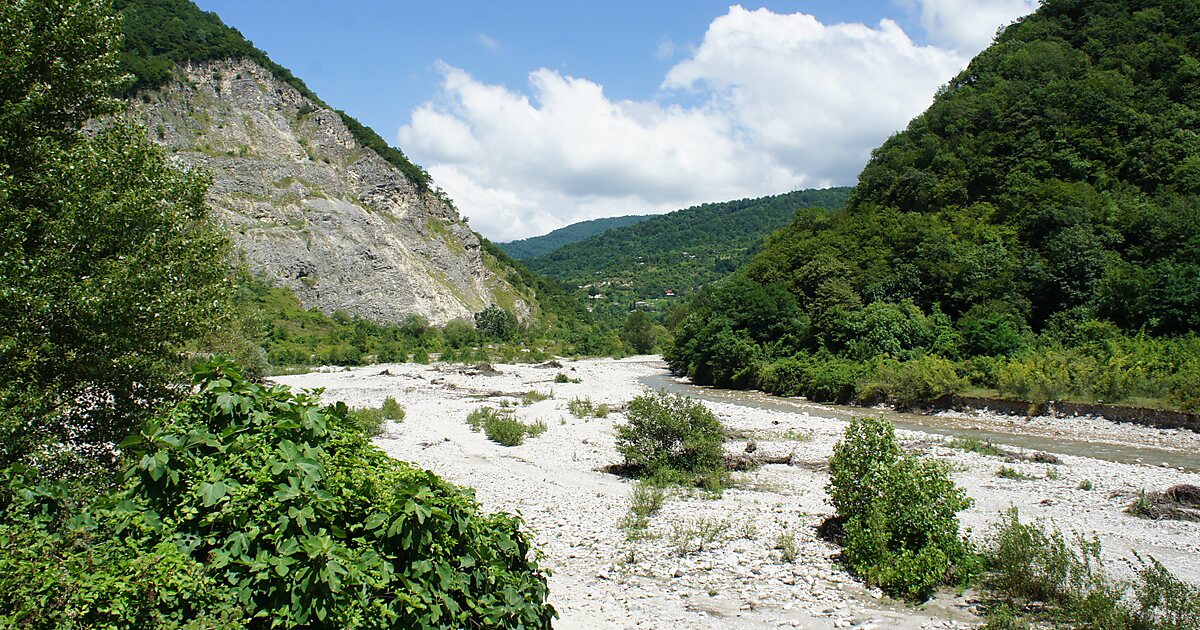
668;0;1200;411
501;214;656;260
1;3;556;626
527;188;850;323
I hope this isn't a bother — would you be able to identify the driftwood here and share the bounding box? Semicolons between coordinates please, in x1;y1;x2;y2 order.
724;452;795;471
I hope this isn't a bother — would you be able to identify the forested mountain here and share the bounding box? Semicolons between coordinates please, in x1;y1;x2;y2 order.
525;188;851;321
668;0;1200;411
500;214;656;260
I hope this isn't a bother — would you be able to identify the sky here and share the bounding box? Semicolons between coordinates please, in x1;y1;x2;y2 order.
191;0;1040;241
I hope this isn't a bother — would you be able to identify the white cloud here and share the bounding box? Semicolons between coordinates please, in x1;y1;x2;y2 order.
903;0;1039;51
398;4;1033;241
475;32;500;51
655;37;677;61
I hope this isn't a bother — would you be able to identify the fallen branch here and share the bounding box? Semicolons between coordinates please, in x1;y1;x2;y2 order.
724;452;795;471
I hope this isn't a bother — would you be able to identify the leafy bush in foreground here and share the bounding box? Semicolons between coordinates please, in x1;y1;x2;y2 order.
2;361;555;628
828;417;978;600
615;392;726;488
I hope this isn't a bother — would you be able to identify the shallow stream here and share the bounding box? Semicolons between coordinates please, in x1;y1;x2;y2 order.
638;370;1199;473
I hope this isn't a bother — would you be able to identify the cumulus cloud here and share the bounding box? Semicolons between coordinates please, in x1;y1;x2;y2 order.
903;0;1039;51
398;4;1034;241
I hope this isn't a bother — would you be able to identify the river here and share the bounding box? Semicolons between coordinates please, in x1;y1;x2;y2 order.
638;369;1199;473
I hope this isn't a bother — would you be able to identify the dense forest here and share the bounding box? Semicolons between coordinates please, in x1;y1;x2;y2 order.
527;188;850;325
500;214;656;260
668;0;1200;412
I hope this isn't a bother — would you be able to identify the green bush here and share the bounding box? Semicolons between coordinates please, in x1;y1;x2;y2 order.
346;406;385;437
827;417;978;600
567;397;608;418
994;350;1079;404
614;392;726;488
758;357;808;397
983;509;1200;628
0;489;246;627
484;413;528;447
381;396;405;421
466;407;548;446
758;354;864;403
860;355;965;409
76;360;554;628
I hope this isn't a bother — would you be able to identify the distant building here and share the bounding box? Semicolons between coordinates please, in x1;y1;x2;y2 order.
663;289;676;297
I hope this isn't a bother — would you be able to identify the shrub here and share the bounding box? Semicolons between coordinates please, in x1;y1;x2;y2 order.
567;397;595;418
860;355;965;409
994;351;1077;404
758;354;864;403
758;357;808;397
629;483;666;519
828;417;978;600
2;360;555;628
614;392;726;487
346;406;385;437
554;373;580;384
475;305;518;341
949;437;1004;456
381;396;405;421
980;509;1200;628
467;407;548;446
0;491;245;627
524;419;548;438
484;414;528;446
521;390;552;405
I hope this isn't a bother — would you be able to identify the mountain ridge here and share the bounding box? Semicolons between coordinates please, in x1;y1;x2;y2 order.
500;214;656;260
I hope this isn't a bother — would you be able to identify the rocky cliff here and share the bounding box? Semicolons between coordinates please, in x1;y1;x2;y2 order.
129;58;528;326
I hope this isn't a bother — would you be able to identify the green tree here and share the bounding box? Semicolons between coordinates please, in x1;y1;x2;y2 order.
622;309;656;354
474;304;518;341
0;0;231;476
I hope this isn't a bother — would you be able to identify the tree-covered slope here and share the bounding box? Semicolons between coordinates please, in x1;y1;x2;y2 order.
525;188;851;317
804;0;1200;335
669;0;1200;410
500;214;656;260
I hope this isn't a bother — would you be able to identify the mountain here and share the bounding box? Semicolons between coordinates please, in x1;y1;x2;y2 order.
499;214;656;260
525;188;851;317
745;0;1199;335
667;0;1200;410
115;0;545;326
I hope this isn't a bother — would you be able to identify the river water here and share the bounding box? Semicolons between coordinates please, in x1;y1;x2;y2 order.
638;370;1199;473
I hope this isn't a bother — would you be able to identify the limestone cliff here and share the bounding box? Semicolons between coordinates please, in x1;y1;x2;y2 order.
129;58;528;326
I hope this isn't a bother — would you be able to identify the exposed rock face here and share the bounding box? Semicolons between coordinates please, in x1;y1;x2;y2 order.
130;59;526;325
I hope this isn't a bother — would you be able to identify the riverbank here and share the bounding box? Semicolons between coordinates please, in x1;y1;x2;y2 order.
274;357;1200;629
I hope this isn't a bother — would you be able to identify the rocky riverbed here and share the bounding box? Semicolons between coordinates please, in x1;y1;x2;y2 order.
274;357;1200;629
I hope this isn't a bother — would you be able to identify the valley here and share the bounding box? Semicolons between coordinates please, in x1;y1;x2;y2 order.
277;358;1200;629
4;0;1199;627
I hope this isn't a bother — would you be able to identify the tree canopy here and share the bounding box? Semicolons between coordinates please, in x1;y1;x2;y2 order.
0;0;231;475
668;0;1200;411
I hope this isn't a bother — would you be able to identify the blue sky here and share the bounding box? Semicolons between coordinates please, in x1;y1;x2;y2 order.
192;1;1039;240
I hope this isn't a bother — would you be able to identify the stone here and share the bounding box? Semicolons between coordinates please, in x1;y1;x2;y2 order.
130;59;529;326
